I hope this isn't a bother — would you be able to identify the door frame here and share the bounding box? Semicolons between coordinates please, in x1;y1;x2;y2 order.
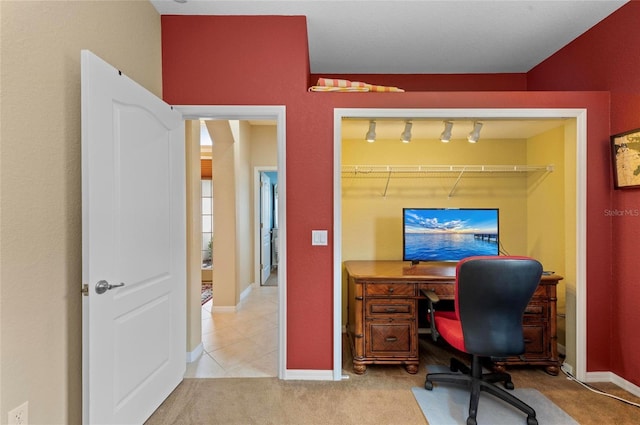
255;167;278;286
333;107;587;382
177;105;287;379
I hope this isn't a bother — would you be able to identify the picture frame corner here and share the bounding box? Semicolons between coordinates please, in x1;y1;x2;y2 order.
611;127;640;190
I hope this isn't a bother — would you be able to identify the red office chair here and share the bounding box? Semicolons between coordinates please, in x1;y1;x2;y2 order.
424;256;543;425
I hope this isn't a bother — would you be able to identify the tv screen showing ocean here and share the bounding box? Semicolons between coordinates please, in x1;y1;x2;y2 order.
404;233;498;261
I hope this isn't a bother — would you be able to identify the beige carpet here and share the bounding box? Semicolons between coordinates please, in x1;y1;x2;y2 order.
145;335;640;425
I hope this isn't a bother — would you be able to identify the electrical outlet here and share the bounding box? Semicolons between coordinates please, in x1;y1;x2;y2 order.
8;401;28;425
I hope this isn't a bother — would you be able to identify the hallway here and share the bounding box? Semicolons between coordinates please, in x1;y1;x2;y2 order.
186;283;278;378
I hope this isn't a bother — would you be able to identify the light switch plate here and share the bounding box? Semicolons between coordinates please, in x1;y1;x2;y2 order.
311;230;328;246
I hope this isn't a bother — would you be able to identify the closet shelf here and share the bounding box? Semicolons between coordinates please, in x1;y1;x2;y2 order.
342;164;554;198
342;164;554;176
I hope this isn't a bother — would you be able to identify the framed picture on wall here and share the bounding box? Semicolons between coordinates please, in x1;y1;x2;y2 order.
611;128;640;189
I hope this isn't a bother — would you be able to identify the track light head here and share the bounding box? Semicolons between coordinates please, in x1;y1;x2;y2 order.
468;121;483;143
400;121;412;143
440;121;453;143
365;120;376;143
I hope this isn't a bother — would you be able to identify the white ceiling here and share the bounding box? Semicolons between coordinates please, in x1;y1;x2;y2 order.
157;1;617;138
150;0;628;74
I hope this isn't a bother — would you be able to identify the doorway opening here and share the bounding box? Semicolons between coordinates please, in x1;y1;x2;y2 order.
178;105;287;379
200;121;213;303
258;169;278;287
333;108;587;382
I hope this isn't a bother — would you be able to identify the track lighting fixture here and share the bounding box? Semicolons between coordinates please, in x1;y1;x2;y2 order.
440;121;453;143
400;121;413;143
365;120;376;143
467;121;483;143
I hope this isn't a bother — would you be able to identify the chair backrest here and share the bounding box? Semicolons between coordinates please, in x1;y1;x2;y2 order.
454;256;543;357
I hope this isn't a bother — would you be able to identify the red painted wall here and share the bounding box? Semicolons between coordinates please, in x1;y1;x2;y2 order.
161;15;310;104
161;15;616;379
528;1;640;385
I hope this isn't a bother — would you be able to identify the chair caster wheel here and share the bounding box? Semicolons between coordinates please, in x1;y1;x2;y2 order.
527;416;538;425
425;380;433;390
466;417;477;425
504;381;514;390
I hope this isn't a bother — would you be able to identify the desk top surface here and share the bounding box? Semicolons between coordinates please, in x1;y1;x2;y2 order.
344;260;562;282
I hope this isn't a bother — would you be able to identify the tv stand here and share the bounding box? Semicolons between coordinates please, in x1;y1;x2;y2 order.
345;260;562;375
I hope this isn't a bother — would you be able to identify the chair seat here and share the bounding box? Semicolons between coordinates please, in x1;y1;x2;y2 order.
424;256;543;425
435;310;457;320
434;314;465;352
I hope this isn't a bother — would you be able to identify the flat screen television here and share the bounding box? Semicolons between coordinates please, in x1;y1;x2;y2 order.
403;208;499;263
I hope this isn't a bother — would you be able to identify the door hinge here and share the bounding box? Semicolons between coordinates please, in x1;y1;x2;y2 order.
81;283;89;296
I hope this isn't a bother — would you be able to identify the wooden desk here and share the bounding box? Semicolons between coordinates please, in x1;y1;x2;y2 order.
345;260;562;375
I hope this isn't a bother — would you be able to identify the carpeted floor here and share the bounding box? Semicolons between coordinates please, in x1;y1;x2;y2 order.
145;334;640;425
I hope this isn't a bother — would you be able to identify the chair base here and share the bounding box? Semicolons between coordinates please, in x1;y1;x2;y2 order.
425;356;538;425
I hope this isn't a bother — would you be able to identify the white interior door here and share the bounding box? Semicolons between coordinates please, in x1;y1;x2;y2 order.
260;173;273;284
81;50;186;424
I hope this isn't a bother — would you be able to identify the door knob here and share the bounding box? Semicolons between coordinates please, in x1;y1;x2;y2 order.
95;280;125;294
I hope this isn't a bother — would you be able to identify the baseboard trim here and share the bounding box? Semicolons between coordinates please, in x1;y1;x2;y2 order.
186;343;204;363
212;305;237;313
240;283;253;301
211;283;254;313
283;369;335;381
585;371;640;398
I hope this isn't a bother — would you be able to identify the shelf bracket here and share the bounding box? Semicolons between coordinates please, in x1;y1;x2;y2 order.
383;170;392;197
448;167;466;198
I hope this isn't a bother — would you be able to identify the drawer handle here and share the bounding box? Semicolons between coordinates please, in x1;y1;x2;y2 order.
386;337;398;342
523;338;532;343
388;287;394;293
386;308;397;312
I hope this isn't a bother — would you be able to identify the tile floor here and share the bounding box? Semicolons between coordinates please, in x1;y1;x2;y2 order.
185;282;279;378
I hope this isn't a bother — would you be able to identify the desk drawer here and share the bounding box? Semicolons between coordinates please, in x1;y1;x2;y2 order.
365;283;415;297
366;322;416;357
522;325;547;357
524;302;545;318
419;283;455;299
365;299;415;318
